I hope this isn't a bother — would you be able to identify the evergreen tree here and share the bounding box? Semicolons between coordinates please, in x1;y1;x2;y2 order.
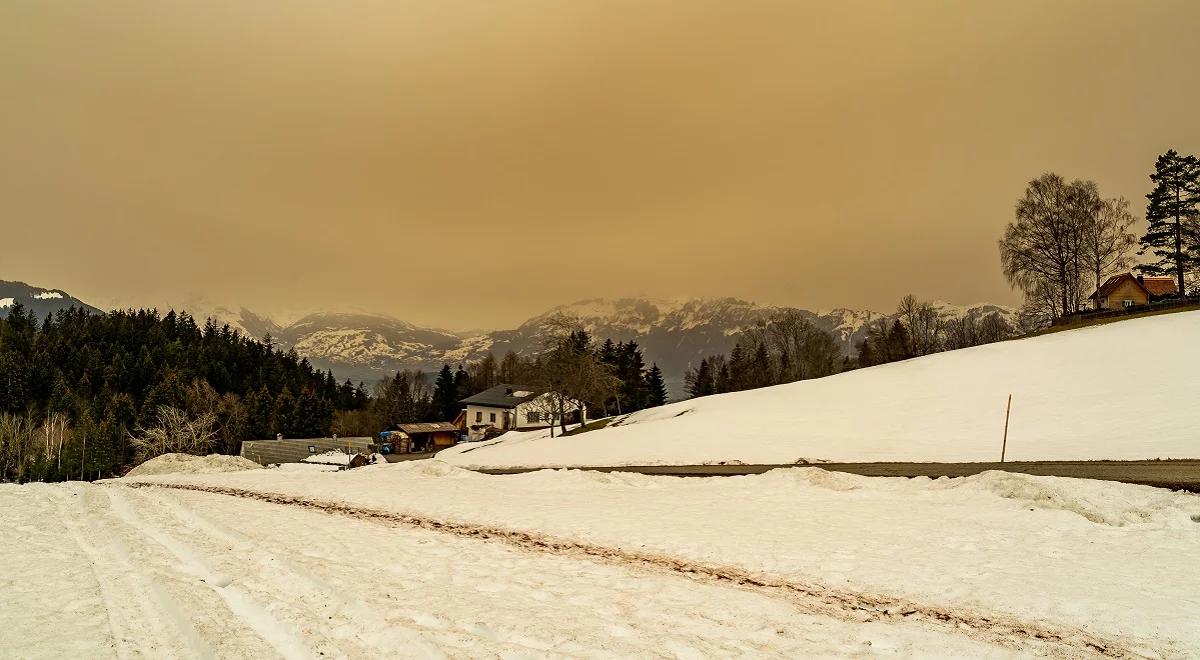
616;341;649;411
685;358;714;398
431;364;458;421
270;387;297;438
645;363;668;407
1137;149;1200;295
452;365;471;411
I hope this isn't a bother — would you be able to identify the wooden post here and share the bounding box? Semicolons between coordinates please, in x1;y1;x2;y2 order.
1000;394;1012;463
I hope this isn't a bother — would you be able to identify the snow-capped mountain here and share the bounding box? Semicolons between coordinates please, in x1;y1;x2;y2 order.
187;296;1016;392
1;279;1013;395
278;313;468;379
0;280;104;321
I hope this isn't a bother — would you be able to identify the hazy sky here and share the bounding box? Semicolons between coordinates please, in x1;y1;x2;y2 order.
3;1;1199;329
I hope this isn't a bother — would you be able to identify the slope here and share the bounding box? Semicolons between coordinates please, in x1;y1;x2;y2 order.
440;310;1200;467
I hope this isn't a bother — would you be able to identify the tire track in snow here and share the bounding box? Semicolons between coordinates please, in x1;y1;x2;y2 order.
123;482;1146;658
116;486;439;655
46;486;214;659
104;487;314;660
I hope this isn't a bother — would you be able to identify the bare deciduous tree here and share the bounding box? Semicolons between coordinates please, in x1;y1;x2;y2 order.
896;295;945;357
128;406;218;463
534;316;620;435
1082;195;1138;308
1000;173;1104;321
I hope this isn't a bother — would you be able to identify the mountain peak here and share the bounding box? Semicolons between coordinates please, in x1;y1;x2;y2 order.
0;280;104;321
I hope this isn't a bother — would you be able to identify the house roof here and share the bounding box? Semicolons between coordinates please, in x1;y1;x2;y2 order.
395;422;459;434
459;384;542;409
1090;273;1178;300
1142;277;1178;297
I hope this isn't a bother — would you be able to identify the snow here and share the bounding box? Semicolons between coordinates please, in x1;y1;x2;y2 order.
440;311;1200;467
301;450;354;465
125;453;262;477
33;290;64;299
0;297;13;308
110;462;1200;655
3;477;1037;658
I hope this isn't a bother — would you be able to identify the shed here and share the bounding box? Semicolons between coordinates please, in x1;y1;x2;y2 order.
392;422;459;452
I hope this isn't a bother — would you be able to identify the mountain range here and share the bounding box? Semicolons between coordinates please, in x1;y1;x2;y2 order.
0;280;1014;396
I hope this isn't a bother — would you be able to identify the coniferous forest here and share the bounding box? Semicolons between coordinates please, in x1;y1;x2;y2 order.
0;304;367;482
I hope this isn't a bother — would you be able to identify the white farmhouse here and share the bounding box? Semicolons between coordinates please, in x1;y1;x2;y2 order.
458;384;586;441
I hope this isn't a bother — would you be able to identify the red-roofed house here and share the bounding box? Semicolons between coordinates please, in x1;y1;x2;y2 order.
1089;273;1178;310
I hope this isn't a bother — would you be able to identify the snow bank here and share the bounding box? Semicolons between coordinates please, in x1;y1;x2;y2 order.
948;470;1194;526
125;453;261;477
302;450;353;465
440;311;1200;467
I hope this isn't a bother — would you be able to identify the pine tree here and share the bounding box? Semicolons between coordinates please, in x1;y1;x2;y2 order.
685;358;714;398
452;365;471;409
751;342;772;389
1137;150;1200;295
270;387;297;438
645;363;668;407
431;364;457;421
616;341;649;411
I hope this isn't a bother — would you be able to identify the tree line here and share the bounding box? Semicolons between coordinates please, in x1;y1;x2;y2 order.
0;305;366;482
999;150;1199;326
855;295;1014;368
685;310;845;397
684;297;1016;399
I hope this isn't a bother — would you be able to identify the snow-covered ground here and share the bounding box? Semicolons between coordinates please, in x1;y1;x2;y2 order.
441;311;1200;468
25;461;1186;656
3;460;1198;656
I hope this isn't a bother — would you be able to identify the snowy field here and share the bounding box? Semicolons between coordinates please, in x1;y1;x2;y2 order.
440;311;1200;468
4;459;1197;657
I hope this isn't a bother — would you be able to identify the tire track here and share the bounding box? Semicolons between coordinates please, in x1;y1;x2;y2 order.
47;486;214;659
123;481;1147;658
104;487;314;659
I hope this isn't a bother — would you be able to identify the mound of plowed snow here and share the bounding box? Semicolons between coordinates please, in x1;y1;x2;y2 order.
126;453;262;477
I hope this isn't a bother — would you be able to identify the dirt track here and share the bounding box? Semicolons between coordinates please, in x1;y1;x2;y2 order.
470;460;1200;491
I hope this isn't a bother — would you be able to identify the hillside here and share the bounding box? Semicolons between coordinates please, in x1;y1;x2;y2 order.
440;310;1200;467
0;280;103;321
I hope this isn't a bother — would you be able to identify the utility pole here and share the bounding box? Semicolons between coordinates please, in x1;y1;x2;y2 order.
1000;394;1012;463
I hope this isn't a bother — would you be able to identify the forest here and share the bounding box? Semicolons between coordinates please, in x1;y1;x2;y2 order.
0;305;664;482
0;305;366;482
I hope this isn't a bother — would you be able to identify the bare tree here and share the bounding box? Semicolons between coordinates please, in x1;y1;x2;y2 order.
0;413;36;482
1082;195;1138;307
896;295;944;356
128;406;218;463
1000;173;1099;319
533;316;620;435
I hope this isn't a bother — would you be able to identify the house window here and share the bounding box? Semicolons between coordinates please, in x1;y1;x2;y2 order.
489;412;496;423
475;411;482;423
1123;299;1134;308
526;411;541;424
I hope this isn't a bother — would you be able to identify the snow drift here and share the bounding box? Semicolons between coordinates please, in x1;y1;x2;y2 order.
125;453;262;477
440;311;1200;467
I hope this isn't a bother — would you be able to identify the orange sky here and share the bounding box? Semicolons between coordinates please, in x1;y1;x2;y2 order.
3;0;1198;328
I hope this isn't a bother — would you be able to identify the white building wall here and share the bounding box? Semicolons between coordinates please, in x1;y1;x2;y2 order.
462;393;588;440
514;394;586;429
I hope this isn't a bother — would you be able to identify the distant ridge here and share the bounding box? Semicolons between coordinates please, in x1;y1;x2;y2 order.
0;280;1015;396
0;280;104;321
